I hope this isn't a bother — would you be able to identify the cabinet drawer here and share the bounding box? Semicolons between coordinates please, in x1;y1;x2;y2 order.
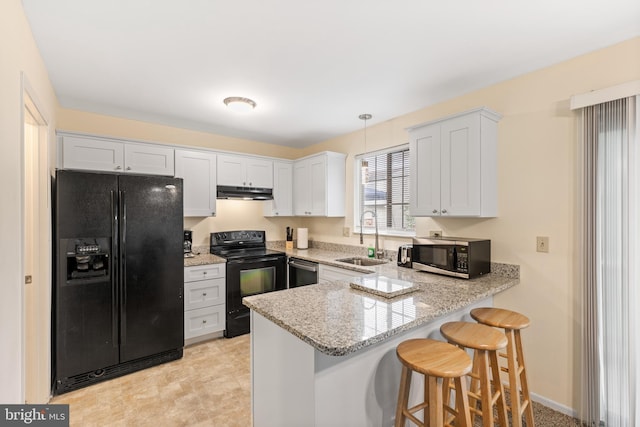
184;264;225;282
184;278;225;310
184;305;225;339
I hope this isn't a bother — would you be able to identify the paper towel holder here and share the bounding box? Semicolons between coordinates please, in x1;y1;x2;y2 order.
297;228;309;250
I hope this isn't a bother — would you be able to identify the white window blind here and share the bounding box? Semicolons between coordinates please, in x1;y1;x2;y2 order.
355;145;414;235
579;96;639;426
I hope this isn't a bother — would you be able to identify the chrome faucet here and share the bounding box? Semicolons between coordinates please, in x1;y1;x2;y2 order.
360;210;384;259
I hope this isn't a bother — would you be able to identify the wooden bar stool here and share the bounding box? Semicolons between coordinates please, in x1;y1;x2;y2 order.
395;338;473;427
471;307;535;427
440;322;509;427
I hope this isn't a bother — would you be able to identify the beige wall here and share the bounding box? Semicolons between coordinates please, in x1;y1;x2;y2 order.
304;37;640;411
56;38;640;412
1;0;59;403
57;108;300;160
15;11;639;411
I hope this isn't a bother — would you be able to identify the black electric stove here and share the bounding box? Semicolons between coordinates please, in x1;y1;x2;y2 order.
210;230;287;337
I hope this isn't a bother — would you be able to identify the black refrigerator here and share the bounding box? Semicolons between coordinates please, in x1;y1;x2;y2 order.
52;170;184;394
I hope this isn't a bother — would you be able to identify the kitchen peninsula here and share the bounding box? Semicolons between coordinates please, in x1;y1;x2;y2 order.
243;255;518;427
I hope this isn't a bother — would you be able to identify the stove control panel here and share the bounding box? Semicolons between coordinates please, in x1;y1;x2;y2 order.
210;230;265;248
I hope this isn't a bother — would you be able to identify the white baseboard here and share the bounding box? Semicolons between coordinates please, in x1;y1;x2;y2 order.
530;391;578;419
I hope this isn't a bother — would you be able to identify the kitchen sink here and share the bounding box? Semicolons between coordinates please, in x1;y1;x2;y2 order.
335;257;388;266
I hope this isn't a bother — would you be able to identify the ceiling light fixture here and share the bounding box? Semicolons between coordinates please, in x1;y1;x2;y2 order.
359;113;372;184
223;97;257;113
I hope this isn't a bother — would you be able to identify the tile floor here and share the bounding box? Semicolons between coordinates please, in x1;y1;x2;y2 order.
51;334;579;426
50;335;251;427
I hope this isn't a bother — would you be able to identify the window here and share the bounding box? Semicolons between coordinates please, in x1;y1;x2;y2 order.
355;145;414;235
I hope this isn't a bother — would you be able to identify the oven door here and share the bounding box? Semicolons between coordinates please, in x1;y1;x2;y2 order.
225;255;286;337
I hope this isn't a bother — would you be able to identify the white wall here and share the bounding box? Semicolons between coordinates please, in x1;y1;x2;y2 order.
0;0;58;403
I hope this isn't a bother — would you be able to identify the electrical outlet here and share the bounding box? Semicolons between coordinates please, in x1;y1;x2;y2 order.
536;236;549;253
429;230;442;238
343;227;351;237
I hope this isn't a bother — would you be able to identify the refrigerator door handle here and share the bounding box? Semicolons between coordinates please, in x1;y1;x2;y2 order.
119;189;127;346
111;190;119;348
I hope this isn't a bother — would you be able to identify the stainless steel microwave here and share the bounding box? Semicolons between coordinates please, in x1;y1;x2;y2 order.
411;237;491;279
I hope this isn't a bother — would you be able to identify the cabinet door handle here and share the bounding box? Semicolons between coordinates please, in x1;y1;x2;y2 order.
203;271;207;276
432;209;438;214
202;292;207;297
249;182;252;186
442;209;448;214
126;166;132;171
115;165;122;170
202;319;207;324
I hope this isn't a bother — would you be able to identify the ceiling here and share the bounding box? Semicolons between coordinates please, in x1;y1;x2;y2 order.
21;0;640;148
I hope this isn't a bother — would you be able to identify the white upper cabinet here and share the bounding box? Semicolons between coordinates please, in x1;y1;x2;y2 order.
60;134;174;176
175;149;217;217
264;161;293;217
409;107;500;217
123;143;175;176
409;124;441;216
61;135;124;172
217;154;273;188
293;152;346;217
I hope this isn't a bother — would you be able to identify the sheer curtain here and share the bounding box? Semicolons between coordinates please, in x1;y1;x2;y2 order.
579;96;639;426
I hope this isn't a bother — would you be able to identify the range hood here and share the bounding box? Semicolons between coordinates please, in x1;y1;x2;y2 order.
216;185;273;200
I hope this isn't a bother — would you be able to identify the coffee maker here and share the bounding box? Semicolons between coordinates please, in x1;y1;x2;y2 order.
183;230;193;257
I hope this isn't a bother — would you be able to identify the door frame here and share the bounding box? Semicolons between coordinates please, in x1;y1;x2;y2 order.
21;72;52;403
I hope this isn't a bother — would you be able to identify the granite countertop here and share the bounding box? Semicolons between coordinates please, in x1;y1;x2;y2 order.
243;247;519;357
183;252;226;267
284;248;379;273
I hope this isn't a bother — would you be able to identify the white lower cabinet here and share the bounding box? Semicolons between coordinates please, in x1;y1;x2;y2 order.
184;264;226;343
318;264;374;284
184;305;225;340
